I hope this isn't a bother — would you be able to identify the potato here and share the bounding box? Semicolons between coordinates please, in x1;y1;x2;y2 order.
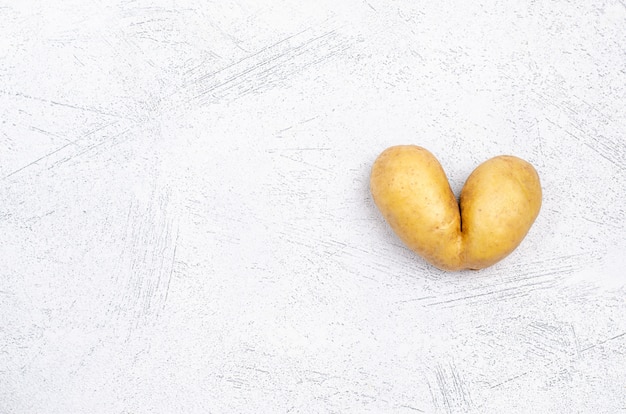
370;145;542;270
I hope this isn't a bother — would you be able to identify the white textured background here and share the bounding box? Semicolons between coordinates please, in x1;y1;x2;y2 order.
1;1;625;413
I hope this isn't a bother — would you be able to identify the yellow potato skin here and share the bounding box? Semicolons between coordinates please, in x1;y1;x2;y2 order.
370;146;464;270
460;156;542;269
370;145;542;271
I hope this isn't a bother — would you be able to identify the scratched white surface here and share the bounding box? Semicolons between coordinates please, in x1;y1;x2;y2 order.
1;1;625;413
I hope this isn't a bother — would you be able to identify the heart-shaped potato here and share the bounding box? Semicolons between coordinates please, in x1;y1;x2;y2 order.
370;145;542;270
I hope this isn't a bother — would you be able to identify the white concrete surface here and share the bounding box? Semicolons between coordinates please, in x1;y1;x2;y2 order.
1;1;625;413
